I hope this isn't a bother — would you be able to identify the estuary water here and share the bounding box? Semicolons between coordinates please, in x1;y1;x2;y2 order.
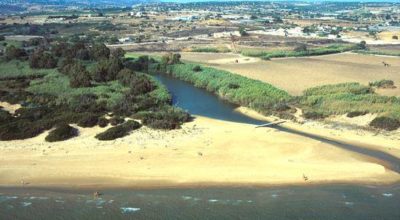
0;73;399;219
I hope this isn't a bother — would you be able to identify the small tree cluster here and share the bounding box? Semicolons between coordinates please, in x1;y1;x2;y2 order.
5;45;27;61
29;49;58;69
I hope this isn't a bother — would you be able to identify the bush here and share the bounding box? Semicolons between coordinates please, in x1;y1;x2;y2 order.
303;111;326;120
0;109;13;123
95;120;141;140
77;114;99;127
110;116;125;126
98;117;109;127
116;68;136;86
29;50;58;69
0;119;51;140
347;111;368;118
192;65;202;72
92;57;123;82
141;107;190;129
369;79;395;89
90;43;110;61
369;116;400;131
69;63;92;88
294;44;308;52
45;124;78;142
5;45;27;61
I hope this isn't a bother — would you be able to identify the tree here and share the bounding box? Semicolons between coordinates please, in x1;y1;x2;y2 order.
356;41;367;50
92;57;123;82
111;47;126;58
161;53;181;66
29;49;58;69
69;63;92;88
92;59;109;82
5;45;26;61
239;26;248;36
116;68;136;86
90;43;110;60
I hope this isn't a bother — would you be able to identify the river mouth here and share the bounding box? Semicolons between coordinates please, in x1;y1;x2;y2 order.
153;72;400;173
153;73;266;125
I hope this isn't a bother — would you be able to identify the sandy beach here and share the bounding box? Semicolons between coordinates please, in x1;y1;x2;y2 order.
0;113;399;189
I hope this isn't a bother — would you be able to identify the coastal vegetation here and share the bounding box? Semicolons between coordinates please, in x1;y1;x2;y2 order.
95;120;141;140
152;53;400;131
369;79;396;89
0;41;190;141
45;124;78;142
300;82;400;130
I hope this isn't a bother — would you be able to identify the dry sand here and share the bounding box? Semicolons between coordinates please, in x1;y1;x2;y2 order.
0;102;21;114
179;52;400;96
0;115;399;189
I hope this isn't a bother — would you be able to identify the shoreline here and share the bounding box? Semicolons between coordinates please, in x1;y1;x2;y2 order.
0;113;399;189
235;107;400;160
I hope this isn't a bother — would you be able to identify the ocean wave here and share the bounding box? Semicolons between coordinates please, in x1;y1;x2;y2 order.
121;207;141;214
0;196;18;203
21;202;32;207
382;193;393;197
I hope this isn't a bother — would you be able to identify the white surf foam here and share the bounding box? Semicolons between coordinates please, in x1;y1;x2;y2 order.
121;207;141;214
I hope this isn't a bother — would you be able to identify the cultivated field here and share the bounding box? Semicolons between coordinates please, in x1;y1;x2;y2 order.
179;52;400;96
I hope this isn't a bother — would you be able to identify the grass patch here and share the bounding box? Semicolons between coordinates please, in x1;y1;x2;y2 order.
189;47;231;53
355;50;400;57
369;79;396;89
241;44;355;60
300;82;400;129
0;60;56;80
27;72;129;108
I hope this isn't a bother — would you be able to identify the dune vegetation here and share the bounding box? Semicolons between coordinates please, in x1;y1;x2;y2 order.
0;39;190;141
300;82;400;130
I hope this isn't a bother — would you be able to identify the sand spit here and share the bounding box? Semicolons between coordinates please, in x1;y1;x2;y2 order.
0;115;399;189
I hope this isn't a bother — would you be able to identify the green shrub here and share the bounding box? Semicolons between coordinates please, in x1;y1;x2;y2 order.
303;111;326;119
141;107;190;129
45;124;78;142
0;109;13;123
110;116;125;126
369;116;400;131
77;114;99;127
192;65;202;72
95;120;141;140
242;44;354;59
369;79;395;89
98;117;109;127
347;111;368;118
